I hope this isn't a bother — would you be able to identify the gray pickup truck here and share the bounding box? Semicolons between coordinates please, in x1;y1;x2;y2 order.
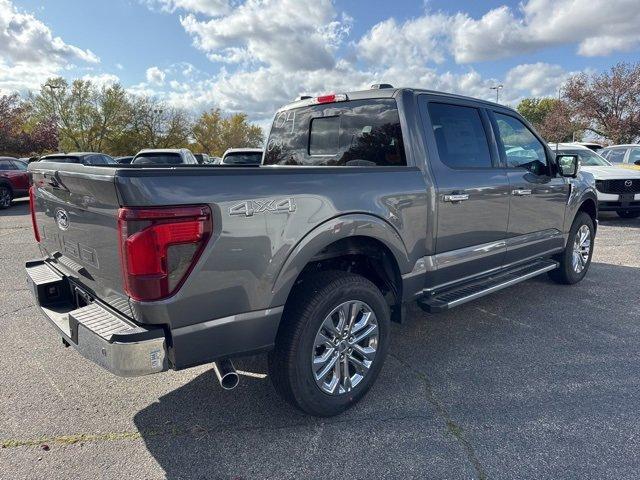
26;87;598;416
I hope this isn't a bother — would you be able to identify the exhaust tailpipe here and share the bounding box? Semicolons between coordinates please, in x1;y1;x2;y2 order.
212;358;239;390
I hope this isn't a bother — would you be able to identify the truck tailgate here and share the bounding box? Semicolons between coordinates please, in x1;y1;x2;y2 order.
30;163;130;314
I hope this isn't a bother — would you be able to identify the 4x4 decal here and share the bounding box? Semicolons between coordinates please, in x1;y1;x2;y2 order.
229;198;296;217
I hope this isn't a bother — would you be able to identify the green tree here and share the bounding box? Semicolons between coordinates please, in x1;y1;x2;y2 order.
192;108;263;156
517;98;558;126
32;77;131;152
116;96;192;153
517;97;579;143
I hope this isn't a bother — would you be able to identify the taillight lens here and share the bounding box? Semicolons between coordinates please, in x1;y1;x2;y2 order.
29;186;41;242
118;205;212;301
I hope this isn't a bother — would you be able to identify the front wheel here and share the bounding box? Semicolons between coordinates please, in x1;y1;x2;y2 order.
616;210;640;219
548;211;594;284
0;185;12;209
268;271;390;417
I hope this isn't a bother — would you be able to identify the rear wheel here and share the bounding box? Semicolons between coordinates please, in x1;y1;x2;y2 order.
616;210;640;219
268;271;390;417
548;212;594;284
0;185;12;209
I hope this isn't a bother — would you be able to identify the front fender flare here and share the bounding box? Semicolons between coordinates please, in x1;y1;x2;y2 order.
270;214;411;307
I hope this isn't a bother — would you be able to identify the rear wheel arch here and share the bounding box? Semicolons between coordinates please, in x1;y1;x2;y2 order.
271;215;410;317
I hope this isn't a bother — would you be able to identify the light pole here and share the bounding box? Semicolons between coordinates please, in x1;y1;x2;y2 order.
490;84;503;103
42;83;62;130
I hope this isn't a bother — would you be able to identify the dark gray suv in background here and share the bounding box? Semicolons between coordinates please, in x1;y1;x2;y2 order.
26;87;597;416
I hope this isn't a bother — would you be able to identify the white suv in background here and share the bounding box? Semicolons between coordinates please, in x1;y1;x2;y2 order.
550;143;640;219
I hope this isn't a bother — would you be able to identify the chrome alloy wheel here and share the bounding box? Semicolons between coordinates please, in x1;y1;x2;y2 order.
572;224;591;274
311;300;379;395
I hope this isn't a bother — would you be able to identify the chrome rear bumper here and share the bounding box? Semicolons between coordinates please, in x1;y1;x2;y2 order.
26;259;167;377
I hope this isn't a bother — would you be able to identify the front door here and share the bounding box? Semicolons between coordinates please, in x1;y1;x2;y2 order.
490;111;569;264
420;97;510;289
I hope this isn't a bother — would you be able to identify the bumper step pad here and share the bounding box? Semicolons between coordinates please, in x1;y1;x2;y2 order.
26;259;168;376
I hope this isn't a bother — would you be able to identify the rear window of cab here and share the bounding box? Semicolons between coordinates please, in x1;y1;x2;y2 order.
264;98;406;167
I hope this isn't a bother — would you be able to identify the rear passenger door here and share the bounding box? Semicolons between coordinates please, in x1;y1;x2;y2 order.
490;110;569;264
419;96;510;288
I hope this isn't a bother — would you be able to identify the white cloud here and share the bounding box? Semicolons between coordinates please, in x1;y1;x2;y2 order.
116;63;124;70
357;14;451;68
0;0;98;66
179;0;350;70
82;73;120;88
146;66;166;85
0;58;59;94
181;63;195;76
143;0;230;16
124;0;640;129
504;63;568;98
0;0;99;94
451;0;640;62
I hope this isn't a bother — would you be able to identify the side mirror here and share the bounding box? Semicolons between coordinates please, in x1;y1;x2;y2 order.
557;154;579;178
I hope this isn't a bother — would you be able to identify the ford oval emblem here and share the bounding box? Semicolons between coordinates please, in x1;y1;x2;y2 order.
55;209;69;230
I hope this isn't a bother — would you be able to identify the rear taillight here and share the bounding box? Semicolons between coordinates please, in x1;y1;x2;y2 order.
117;205;212;301
29;186;41;243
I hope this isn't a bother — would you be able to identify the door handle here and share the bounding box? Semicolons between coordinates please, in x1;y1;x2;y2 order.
512;189;532;196
443;193;469;202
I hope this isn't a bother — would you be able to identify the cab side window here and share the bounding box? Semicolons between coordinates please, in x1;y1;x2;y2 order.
494;113;548;175
427;103;492;169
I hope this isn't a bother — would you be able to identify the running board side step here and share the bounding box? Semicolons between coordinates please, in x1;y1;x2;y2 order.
417;259;558;313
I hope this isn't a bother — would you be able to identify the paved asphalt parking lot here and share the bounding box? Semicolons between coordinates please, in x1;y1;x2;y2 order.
1;198;639;480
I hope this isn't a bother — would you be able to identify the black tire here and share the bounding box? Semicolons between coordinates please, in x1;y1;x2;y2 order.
268;271;390;417
616;210;640;219
548;211;595;285
0;185;12;209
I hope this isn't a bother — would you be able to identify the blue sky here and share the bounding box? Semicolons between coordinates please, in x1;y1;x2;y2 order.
2;0;640;124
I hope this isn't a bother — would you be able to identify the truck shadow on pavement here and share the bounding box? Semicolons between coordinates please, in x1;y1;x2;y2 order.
133;260;640;480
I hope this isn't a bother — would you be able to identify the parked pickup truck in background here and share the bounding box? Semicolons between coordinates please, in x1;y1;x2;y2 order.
26;87;598;416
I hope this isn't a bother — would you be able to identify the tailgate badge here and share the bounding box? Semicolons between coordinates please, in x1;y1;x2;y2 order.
55;209;70;230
